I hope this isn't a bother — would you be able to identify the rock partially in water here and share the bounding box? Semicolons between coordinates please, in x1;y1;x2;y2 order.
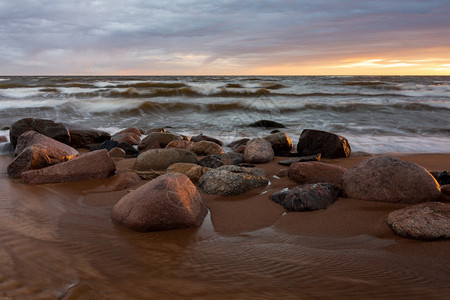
111;172;208;232
297;129;351;159
199;165;269;196
270;183;339;211
21;149;116;184
343;156;441;203
288;161;346;188
386;202;450;240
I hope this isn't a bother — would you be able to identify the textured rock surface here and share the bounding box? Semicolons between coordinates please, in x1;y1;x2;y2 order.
21;149;116;184
279;154;321;166
263;132;294;154
9;118;70;147
190;134;223;146
199;165;269;196
343;156;441;203
189;140;224;156
386;202;450;240
65;123;111;147
243;138;274;164
167;163;210;183
165;140;194;150
198;155;223;168
8;131;79;179
135;148;197;171
138;132;182;150
111;173;208;231
270;183;339;211
111;128;141;145
297;129;351;158
288;162;346;187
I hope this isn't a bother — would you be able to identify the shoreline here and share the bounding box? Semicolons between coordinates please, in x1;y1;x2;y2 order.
0;152;449;298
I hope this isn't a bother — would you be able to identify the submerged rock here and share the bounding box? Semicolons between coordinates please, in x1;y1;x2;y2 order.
386;202;450;240
270;183;339;211
111;173;208;232
342;156;441;203
199;165;269;196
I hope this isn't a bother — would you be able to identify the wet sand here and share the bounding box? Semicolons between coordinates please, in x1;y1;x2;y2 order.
0;153;449;299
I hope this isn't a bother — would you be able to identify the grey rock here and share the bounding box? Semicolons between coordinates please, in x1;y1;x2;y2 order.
263;132;294;154
243;138;274;164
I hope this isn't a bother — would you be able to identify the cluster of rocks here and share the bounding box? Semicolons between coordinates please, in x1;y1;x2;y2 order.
2;118;449;240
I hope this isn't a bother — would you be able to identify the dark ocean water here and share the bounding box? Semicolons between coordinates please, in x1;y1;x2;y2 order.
1;75;449;153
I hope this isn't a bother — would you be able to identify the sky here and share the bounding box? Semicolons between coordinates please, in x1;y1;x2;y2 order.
1;0;449;75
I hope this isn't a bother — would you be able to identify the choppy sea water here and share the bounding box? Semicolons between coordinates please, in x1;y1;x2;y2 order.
0;75;449;153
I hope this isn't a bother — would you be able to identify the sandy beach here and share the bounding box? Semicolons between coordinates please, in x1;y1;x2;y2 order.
0;152;449;299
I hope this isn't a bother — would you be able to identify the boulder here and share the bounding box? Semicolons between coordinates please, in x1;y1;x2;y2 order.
9;118;70;148
342;156;441;203
249;120;285;128
135;148;197;172
110;173;208;231
437;171;450;186
441;185;450;202
117;142;140;156
165;140;194;150
288;162;346;188
167;163;210;183
297;129;351;158
229;138;250;151
64;123;111;147
199;165;269;196
270;183;339;211
189;140;224;156
109;147;126;158
7;131;79;179
111;128;141;145
386;202;450;240
190;134;223;146
198;155;223;168
21;149;116;184
138;132;182;151
219;152;244;165
263;132;293;154
279;154;321;166
243;138;274;164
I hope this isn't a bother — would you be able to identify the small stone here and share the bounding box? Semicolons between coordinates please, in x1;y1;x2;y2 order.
263;132;294;154
138;132;182;151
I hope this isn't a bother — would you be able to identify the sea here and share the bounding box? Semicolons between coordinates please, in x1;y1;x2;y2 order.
1;75;449;153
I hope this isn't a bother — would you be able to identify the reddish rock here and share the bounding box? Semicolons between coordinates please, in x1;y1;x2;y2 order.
235;145;246;154
263;132;293;154
109;147;126;158
111;172;208;231
297;129;351;158
21;149;116;184
189;140;224;156
0;136;7;143
138;132;182;150
288;162;346;188
9;118;70;148
7;131;79;179
342;156;441;204
165;140;194;150
229;138;250;151
111;128;141;145
190;134;223;146
244;138;274;164
135;148;198;172
386;202;450;240
167;163;210;183
65;124;111;147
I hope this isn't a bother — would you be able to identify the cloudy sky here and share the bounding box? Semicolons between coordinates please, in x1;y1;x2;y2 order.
1;0;449;75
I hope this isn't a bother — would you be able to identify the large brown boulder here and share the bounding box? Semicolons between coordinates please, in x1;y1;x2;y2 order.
110;172;208;231
9;118;70;148
386;202;450;240
7;131;79;179
64;123;111;147
263;132;293;154
297;129;351;158
342;156;441;203
188;140;224;156
243;138;274;164
111;128;141;145
135;148;197;172
288;162;346;188
21;149;116;184
138;132;182;150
